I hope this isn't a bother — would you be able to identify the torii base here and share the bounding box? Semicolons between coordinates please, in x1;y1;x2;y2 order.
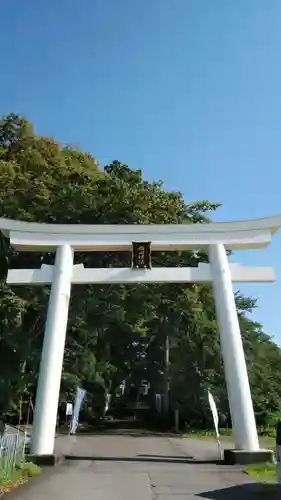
224;448;275;465
26;453;64;466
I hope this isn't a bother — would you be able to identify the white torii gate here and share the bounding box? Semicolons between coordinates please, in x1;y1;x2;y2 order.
1;215;281;463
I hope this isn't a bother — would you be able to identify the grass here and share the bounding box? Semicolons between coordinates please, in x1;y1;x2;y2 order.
184;429;279;484
184;429;233;440
259;436;276;450
184;429;276;450
0;461;41;497
244;463;277;483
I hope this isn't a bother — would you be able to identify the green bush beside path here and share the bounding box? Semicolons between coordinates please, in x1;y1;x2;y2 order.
0;461;41;496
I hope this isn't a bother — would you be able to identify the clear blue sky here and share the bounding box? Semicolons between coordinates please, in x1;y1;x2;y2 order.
1;1;281;342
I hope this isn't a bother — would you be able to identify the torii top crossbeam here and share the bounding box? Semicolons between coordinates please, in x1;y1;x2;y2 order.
0;214;281;251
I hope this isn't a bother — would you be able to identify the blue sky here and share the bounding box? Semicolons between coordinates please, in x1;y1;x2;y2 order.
1;1;281;342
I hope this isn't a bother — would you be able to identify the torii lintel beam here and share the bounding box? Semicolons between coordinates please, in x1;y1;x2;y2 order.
7;263;275;285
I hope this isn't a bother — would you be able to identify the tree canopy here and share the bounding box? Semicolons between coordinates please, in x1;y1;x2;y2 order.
0;113;280;429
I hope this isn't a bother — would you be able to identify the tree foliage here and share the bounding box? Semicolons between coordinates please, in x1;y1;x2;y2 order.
0;114;280;428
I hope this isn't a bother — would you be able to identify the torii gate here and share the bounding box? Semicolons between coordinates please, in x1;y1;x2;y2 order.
1;215;280;464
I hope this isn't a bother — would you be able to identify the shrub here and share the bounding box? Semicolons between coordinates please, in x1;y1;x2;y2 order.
16;461;41;477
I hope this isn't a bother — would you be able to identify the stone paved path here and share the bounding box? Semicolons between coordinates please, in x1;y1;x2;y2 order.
13;433;280;499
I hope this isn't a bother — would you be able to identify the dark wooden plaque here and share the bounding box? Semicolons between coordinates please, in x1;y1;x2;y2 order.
132;242;151;269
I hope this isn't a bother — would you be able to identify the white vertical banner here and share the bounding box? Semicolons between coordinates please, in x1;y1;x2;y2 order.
70;387;86;435
208;390;223;459
155;393;162;413
66;403;73;416
104;393;111;415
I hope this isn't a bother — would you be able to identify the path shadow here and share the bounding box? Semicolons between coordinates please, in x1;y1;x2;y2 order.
65;429;180;438
65;453;224;465
137;453;222;464
138;453;191;459
58;418;180;438
199;483;281;499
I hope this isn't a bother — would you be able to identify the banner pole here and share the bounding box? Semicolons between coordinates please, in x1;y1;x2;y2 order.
217;436;223;460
